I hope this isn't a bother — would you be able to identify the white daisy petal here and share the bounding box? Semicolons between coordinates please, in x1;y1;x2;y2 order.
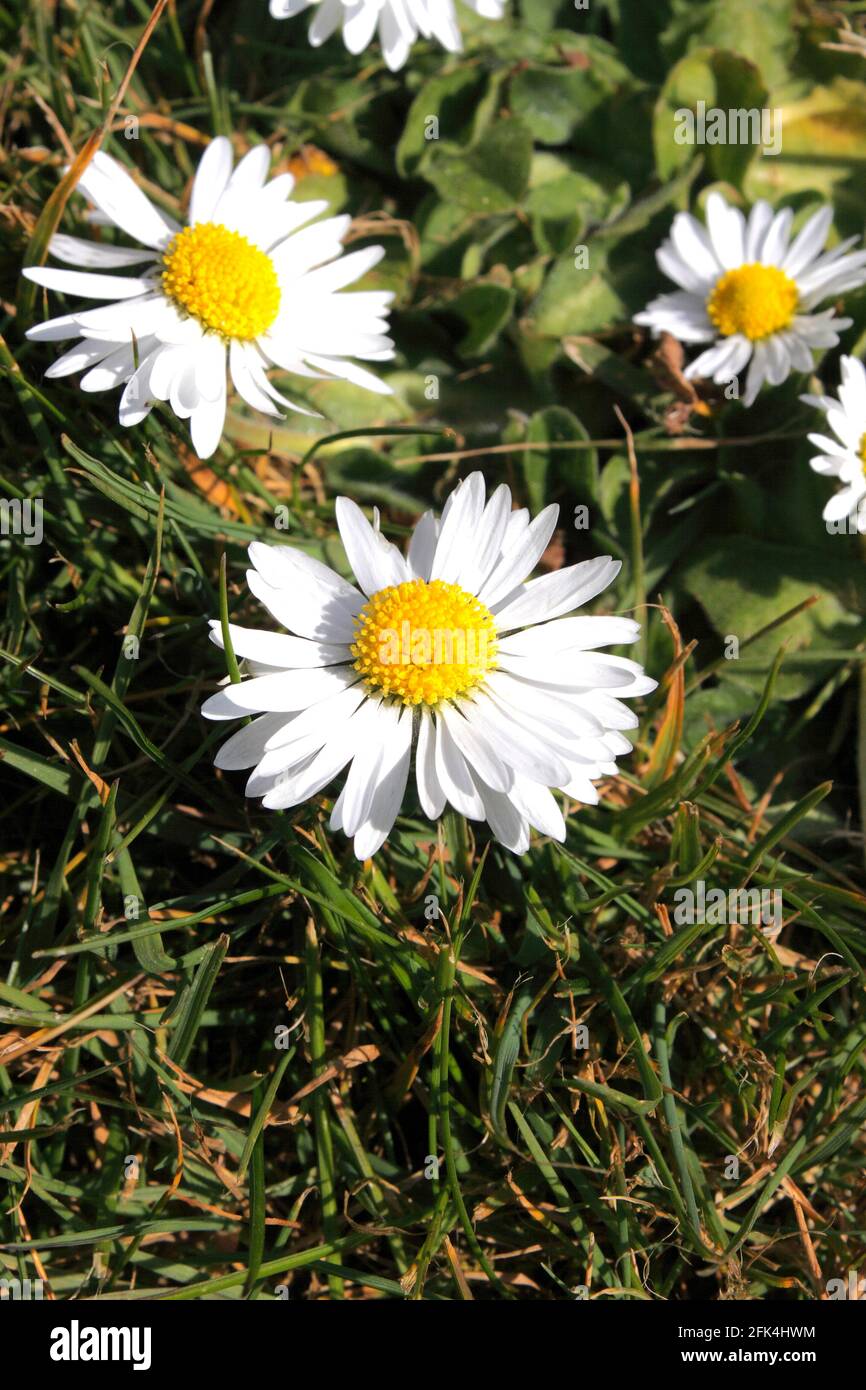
407;510;440;581
507;776;566;842
249;540;361;605
668;211;721;285
26;312;82;342
214;712;292;770
336;497;411;595
823;486;862;523
23;267;155;300
208;619;348;668
48;234;157;269
434;715;486;820
260;738;353;811
634;290;714;343
189;136;235;225
502;508;530;550
79;341;137;392
477;502;559;607
75;150;180;249
705;192;746;270
430;472;486;582
744;200;774;260
455;484;512;593
760;207;794;266
119;346;162;425
416;707;447;819
657;244;712;297
229;341;281;417
205;469;652;857
271;0;502;67
636;191;866;410
308;0;343;46
438;701;512;793
246;569;360;645
473;775;530;854
27;136;394;459
190;342;227;459
497;615;639;654
781;206;834;279
459;690;570;786
743;341;769;407
484;670;606;738
339;699;394;838
803;355;866;529
248;684;375;789
201;665;356;717
353;706;413;859
493;557;622;631
262;685;368;756
44;340;118;380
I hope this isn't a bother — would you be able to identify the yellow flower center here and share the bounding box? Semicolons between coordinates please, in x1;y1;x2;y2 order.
161;222;281;341
706;263;798;341
860;433;866;477
351;579;498;707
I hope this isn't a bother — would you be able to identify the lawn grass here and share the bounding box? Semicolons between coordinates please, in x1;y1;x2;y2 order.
1;0;865;1302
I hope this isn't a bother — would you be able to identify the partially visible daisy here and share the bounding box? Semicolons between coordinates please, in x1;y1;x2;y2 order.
801;354;866;530
635;192;866;406
269;0;505;71
202;472;655;859
23;137;394;459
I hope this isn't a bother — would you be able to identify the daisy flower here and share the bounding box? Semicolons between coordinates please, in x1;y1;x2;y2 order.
634;192;866;406
23;137;395;459
269;0;505;72
801;354;866;531
202;473;655;859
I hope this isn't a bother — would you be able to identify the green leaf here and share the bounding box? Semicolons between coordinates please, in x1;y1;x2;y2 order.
511;65;613;145
679;536;866;700
522;405;598;512
0;735;74;797
661;0;796;89
166;934;229;1069
654;47;769;187
425;117;533;213
396;68;501;177
446;282;516;357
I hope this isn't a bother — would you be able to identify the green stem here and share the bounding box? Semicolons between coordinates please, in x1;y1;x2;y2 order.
435;938;508;1298
305;917;343;1300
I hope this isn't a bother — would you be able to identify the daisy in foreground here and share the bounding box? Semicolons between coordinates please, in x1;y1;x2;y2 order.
802;355;866;531
635;192;866;406
202;473;656;859
23;137;394;459
269;0;504;71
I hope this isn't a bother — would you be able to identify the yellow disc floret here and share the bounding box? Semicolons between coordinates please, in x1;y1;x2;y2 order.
859;433;866;478
161;222;281;341
706;263;798;341
351;579;498;706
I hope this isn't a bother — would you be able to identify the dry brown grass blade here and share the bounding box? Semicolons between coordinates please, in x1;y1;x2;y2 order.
18;0;170;321
443;1235;474;1299
288;1044;380;1102
643;603;686;783
0;1049;60;1166
0;974;144;1065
